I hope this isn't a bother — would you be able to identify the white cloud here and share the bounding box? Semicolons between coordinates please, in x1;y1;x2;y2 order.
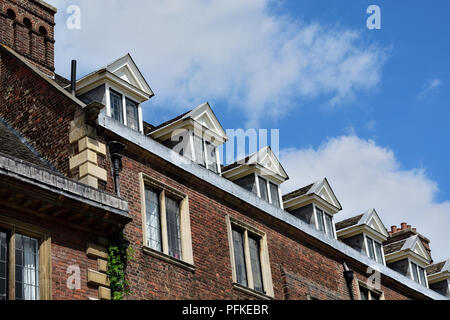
281;135;450;262
48;0;386;127
418;78;443;100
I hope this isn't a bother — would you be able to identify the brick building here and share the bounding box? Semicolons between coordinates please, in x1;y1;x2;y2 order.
0;0;448;300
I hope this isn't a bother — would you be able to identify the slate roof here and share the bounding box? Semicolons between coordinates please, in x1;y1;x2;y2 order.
383;240;406;255
335;214;364;231
148;109;192;133
282;184;314;202
0;119;53;170
54;73;71;88
426;261;446;276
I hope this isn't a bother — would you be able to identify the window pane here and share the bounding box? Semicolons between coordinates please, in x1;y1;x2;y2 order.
269;183;280;208
110;90;123;123
258;177;268;201
15;234;39;301
205;142;218;173
193;135;205;167
359;287;368;300
0;231;7;300
166;197;182;260
411;262;419;283
234;175;257;195
324;213;334;238
367;237;375;260
371;291;381;300
418;267;427;286
145;189;162;252
248;236;264;293
374;242;383;264
126;98;139;131
232;229;247;287
316;209;325;233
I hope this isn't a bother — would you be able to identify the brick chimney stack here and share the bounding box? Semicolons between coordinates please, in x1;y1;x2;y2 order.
0;0;57;77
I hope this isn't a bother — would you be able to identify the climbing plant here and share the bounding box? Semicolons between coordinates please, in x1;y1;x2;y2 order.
107;231;134;300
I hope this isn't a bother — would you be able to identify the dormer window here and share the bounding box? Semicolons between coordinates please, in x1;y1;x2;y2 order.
192;135;219;173
314;206;335;238
74;54;154;135
223;147;288;209
149;103;227;175
283;179;342;236
108;88;140;132
256;176;282;208
365;235;384;264
336;209;389;265
110;89;124;123
410;261;428;287
126;98;139;131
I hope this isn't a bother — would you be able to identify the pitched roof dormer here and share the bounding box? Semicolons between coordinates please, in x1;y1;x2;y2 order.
222;147;288;209
283;178;342;215
75;54;153;102
384;234;432;266
149;102;227;146
427;259;450;297
222;146;289;185
336;209;389;243
282;179;342;239
74;54;154;134
336;209;389;265
149;102;227;174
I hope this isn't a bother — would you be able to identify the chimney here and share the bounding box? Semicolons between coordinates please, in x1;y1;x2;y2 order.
0;0;57;77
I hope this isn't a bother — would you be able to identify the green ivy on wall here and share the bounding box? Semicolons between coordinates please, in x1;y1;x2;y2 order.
107;231;134;300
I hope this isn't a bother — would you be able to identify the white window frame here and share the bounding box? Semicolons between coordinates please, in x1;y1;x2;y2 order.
364;235;386;265
139;173;194;267
409;259;429;287
225;215;274;298
313;204;336;239
105;84;143;133
255;175;282;208
191;132;220;173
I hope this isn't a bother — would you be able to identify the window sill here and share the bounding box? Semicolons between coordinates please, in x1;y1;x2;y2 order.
232;282;274;300
142;246;195;272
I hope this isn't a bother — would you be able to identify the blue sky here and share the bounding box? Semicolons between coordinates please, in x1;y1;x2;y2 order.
47;0;449;261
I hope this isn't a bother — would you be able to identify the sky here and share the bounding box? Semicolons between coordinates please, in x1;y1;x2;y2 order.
46;0;449;262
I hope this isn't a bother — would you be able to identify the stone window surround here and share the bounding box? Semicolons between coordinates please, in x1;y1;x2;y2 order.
225;215;274;299
139;173;194;270
356;279;385;300
0;216;51;300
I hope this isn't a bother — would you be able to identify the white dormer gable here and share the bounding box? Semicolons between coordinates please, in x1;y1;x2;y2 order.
190;102;227;140
309;178;342;211
246;146;289;183
150;102;228;147
361;209;389;238
106;54;153;97
402;235;432;262
75;54;154;104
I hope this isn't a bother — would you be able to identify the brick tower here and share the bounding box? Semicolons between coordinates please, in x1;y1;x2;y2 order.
0;0;56;77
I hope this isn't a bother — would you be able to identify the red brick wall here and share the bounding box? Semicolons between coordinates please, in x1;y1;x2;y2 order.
0;46;78;175
96;136;425;300
0;0;55;77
